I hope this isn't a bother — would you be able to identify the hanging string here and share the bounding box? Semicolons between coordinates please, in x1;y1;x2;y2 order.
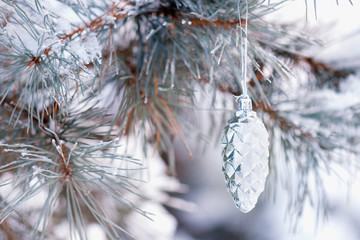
238;0;249;96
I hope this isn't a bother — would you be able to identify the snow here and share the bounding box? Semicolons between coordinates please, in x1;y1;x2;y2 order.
87;224;107;240
4;22;40;55
67;32;102;64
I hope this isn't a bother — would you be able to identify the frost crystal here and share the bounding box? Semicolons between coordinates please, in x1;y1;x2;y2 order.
32;165;43;175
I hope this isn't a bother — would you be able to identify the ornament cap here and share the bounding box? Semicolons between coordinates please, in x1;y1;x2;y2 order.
237;94;252;111
235;95;254;119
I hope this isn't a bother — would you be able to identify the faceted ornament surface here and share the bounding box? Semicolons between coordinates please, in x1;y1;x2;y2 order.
221;113;269;213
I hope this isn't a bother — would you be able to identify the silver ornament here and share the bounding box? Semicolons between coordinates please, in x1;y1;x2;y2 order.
221;95;269;213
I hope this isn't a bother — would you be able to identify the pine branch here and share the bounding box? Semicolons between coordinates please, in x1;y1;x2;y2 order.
38;0;245;64
198;73;314;141
0;92;144;237
26;0;129;67
274;50;355;89
254;101;314;139
2;0;359;237
198;54;358;220
58;1;130;41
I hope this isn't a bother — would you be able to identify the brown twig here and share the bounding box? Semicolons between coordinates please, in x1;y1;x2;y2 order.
270;50;353;89
27;56;42;67
2;97;72;180
58;0;130;42
296;56;344;76
27;0;130;67
124;106;135;136
153;70;159;95
60;144;71;180
99;26;113;87
296;56;351;89
0;218;16;240
152;129;161;157
253;101;314;140
160;99;193;159
150;103;177;137
28;0;247;67
172;17;246;29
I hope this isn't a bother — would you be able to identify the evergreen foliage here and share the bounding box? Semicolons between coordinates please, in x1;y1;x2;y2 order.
0;0;359;239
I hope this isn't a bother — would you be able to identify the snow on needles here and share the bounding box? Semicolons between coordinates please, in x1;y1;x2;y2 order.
67;33;102;65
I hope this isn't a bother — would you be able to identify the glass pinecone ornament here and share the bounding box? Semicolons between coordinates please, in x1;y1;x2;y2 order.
221;95;269;213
